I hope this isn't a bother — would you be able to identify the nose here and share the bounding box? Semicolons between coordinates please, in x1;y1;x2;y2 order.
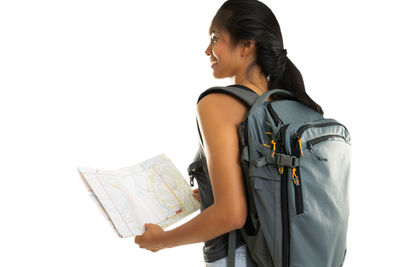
205;42;212;56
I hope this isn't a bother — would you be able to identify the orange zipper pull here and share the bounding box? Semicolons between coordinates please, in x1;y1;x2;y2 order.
270;140;276;157
292;167;299;185
264;131;272;147
278;166;284;174
298;138;303;156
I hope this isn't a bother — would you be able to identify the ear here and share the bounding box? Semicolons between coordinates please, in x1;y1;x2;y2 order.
241;40;256;57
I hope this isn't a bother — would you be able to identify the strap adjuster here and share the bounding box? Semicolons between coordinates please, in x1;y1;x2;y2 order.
274;153;299;168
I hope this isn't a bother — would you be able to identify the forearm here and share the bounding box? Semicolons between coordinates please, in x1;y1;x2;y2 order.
162;203;240;249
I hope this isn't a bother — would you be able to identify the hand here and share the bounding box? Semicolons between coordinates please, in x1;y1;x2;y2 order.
134;223;167;252
192;188;200;202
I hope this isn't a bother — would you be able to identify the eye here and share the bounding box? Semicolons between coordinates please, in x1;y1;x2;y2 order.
211;35;218;43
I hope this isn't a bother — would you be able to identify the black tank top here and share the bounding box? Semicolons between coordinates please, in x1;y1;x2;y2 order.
192;84;257;263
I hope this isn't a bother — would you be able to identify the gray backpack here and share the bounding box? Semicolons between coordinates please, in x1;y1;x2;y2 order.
187;86;351;267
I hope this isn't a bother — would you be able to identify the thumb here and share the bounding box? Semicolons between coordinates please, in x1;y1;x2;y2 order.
134;235;140;244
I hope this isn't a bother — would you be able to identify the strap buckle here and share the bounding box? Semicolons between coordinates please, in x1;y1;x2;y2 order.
187;159;202;187
187;169;196;187
274;153;299;168
189;174;195;187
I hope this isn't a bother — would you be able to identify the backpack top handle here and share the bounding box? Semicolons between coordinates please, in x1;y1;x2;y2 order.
252;88;295;107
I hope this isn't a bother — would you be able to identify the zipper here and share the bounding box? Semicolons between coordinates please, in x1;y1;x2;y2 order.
307;134;346;146
267;103;282;127
307;144;328;161
290;131;304;215
294;175;304;214
306;134;346;161
276;124;289;153
290;166;304;214
277;123;290;267
282;162;290;267
294;121;348;140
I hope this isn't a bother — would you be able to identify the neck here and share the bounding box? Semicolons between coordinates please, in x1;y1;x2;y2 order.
232;65;269;96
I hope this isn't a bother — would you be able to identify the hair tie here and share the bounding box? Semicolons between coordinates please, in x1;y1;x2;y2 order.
281;48;287;57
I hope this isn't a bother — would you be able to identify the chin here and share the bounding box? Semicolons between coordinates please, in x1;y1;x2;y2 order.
212;70;228;79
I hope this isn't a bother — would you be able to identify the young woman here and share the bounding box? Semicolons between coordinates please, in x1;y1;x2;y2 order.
134;1;323;266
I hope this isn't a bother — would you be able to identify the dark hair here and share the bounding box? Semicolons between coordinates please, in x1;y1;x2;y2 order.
211;0;324;115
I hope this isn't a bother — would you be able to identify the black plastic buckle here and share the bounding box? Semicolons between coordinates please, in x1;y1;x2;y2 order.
274;153;299;168
188;171;195;187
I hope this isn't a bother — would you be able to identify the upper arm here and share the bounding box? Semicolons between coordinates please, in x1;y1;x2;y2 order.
196;93;248;228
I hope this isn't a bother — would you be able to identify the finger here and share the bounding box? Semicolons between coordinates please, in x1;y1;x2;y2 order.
193;193;200;201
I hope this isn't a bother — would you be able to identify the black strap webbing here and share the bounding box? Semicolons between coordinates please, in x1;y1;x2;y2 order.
227;231;236;267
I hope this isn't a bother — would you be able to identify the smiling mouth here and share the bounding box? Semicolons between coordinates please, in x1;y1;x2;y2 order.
211;61;217;65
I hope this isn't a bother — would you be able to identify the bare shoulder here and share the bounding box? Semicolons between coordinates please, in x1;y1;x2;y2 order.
196;93;249;128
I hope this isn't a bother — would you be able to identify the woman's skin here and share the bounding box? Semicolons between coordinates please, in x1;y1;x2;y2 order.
134;25;270;252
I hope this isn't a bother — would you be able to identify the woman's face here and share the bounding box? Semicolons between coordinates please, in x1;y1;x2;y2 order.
205;26;242;78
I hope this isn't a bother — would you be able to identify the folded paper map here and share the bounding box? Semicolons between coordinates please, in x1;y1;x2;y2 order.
77;153;200;238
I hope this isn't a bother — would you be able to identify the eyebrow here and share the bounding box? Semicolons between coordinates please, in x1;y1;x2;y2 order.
209;29;219;36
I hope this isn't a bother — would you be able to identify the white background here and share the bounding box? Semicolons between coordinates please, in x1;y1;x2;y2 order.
0;0;398;266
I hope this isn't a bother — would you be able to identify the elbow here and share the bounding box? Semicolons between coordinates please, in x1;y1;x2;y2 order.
235;211;247;230
215;199;248;231
227;206;247;230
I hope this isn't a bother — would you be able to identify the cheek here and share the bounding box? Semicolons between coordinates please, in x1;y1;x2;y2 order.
212;45;224;61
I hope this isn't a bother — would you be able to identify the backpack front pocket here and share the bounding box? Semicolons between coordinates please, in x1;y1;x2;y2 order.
289;121;350;216
289;131;351;267
250;163;282;261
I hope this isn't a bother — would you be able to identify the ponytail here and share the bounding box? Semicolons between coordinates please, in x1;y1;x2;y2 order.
268;55;324;115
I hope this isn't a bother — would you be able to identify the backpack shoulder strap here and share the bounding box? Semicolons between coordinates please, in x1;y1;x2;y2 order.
197;86;295;108
195;86;258;148
197;86;259;107
194;86;294;147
